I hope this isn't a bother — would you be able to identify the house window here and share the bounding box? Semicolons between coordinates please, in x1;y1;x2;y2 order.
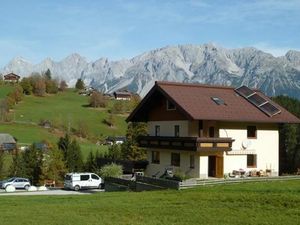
166;100;176;110
190;155;195;169
247;154;257;168
198;120;203;137
174;125;180;137
152;151;160;164
171;153;180;167
155;125;160;136
247;126;257;139
209;127;215;138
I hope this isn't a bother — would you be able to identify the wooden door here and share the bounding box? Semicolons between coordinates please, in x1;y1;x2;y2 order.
215;156;224;178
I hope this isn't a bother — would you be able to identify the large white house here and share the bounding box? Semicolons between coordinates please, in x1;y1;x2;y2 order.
127;81;300;179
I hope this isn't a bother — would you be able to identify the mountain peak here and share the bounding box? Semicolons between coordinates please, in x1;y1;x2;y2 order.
1;44;300;98
10;56;31;64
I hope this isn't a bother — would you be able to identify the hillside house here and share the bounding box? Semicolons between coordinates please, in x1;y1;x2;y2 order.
105;136;126;145
113;90;132;100
0;133;17;151
3;73;20;83
127;81;300;179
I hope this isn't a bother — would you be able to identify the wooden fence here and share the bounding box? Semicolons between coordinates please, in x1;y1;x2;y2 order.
105;176;180;192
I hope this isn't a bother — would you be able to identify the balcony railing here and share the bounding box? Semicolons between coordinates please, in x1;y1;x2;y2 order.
137;136;234;152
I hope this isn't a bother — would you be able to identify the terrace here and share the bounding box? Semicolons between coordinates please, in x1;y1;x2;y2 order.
137;136;234;152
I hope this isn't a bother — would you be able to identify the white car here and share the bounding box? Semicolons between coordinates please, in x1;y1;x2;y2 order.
1;177;31;190
64;173;103;191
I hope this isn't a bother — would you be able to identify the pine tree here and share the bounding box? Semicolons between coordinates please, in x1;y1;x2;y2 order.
75;78;85;90
0;151;5;179
273;95;300;173
44;69;52;80
66;139;83;172
10;150;25;177
121;122;147;161
85;151;97;172
22;145;43;185
57;134;71;160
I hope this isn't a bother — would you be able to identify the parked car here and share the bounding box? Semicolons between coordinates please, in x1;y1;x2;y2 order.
0;177;31;190
64;173;103;191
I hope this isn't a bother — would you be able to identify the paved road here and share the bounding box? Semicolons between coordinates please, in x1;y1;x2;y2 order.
0;188;104;196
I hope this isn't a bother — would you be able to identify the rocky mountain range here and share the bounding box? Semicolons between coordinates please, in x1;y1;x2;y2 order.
2;44;300;98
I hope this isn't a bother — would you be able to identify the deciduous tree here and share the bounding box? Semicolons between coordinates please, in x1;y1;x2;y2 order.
89;91;107;108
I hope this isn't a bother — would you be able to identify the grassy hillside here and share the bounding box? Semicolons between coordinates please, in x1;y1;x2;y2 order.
0;87;128;158
12;89;127;136
0;85;14;99
0;180;299;225
0;123;58;144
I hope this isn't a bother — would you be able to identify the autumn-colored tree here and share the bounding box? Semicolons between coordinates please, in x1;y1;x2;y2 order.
45;79;59;94
130;95;141;111
34;78;46;96
40;147;67;184
89;91;107;108
59;80;68;91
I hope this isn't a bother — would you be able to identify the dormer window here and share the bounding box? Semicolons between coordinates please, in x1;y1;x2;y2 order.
211;97;225;105
166;100;176;110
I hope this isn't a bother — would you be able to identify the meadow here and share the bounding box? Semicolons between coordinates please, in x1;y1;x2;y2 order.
0;84;14;99
12;89;127;137
0;86;128;158
0;180;299;225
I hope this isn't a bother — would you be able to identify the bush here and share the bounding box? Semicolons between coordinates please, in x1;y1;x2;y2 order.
99;163;122;178
103;113;115;127
106;144;122;160
173;169;190;181
89;91;107;108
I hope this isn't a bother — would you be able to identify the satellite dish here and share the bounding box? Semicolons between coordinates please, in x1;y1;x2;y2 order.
242;140;252;149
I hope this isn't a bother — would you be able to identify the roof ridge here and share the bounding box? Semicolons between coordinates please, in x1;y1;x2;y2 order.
155;81;235;90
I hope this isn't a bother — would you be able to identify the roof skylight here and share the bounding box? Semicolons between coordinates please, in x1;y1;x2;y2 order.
211;97;225;105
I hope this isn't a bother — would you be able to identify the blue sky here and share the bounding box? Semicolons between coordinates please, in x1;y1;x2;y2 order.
0;0;299;66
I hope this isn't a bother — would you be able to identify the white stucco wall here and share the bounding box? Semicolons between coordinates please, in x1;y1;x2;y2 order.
219;123;279;175
145;150;200;178
144;121;279;178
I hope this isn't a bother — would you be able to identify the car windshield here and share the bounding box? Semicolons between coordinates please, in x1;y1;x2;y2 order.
65;175;71;181
7;178;15;182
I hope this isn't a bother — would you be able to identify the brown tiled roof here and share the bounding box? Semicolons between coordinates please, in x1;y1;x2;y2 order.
127;81;300;123
4;73;21;80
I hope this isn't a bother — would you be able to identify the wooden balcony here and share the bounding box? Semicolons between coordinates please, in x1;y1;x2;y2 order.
137;136;234;152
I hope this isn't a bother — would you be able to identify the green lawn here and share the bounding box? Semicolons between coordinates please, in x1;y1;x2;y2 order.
0;84;14;99
12;90;127;137
0;180;299;225
0;89;127;158
0;123;58;144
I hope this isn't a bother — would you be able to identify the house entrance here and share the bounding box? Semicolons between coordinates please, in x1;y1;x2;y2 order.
208;155;224;178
